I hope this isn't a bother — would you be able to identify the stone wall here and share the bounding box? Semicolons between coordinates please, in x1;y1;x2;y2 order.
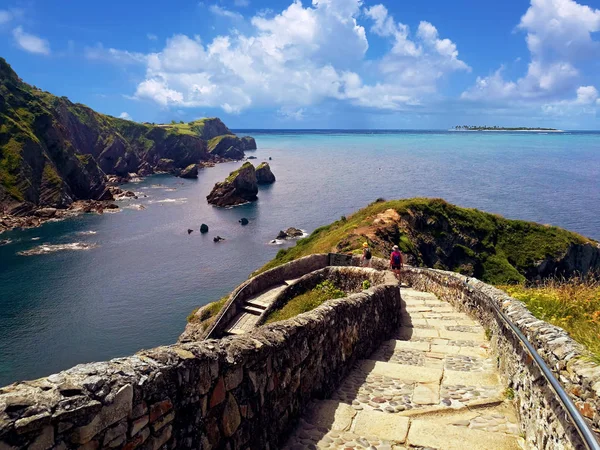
403;267;600;450
188;254;330;340
257;266;395;327
0;284;401;450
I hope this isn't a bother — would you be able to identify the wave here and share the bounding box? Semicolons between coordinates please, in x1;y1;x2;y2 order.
163;188;178;192
268;239;284;245
125;204;146;210
75;231;97;236
0;239;13;246
17;242;99;256
31;237;40;241
147;198;188;205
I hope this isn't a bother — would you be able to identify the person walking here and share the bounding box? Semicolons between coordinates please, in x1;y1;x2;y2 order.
390;245;403;280
361;242;372;268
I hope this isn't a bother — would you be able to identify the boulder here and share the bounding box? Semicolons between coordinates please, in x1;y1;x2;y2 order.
206;162;259;207
247;156;257;160
214;236;225;242
256;162;276;184
179;164;199;179
200;224;209;233
223;146;245;161
187;229;194;234
239;218;249;226
156;158;176;173
34;208;57;218
240;136;257;150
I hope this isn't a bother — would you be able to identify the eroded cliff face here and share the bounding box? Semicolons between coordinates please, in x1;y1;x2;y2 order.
206;162;259;207
0;58;253;219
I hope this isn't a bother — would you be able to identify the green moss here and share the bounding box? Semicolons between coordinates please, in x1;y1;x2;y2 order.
0;138;24;200
188;295;229;331
265;281;346;324
76;154;93;165
208;134;237;152
225;162;253;183
43;163;62;187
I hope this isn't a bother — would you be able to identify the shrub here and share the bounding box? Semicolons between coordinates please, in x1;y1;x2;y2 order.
362;280;371;290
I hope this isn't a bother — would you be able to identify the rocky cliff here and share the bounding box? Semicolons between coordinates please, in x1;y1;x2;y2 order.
206;162;258;207
0;57;255;225
256;162;276;184
259;198;600;283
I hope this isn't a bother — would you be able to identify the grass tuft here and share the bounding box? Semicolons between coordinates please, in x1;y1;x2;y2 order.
265;281;346;324
499;277;600;361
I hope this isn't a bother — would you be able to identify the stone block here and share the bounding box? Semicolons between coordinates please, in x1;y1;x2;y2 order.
221;394;241;437
224;367;243;391
70;384;133;444
27;426;54;450
151;412;174;433
14;412;51;435
130;415;149;437
103;421;127;445
303;400;356;431
122;427;150;450
412;383;440;405
353;411;409;442
131;402;147;420
209;377;226;408
148;400;173;423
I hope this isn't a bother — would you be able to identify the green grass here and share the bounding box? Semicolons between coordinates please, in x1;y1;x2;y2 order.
265;281;346;324
253;198;591;284
499;279;600;361
187;295;229;331
225;162;254;183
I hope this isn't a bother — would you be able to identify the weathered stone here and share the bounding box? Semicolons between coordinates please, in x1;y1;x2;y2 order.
151;412;174;433
103;422;126;445
148;400;172;424
122;427;150;450
130;416;148;437
146;425;172;450
130;403;147;420
14;412;51;435
224;367;243;391
28;426;54;450
70;385;133;444
209;378;226;408
221;394;241;438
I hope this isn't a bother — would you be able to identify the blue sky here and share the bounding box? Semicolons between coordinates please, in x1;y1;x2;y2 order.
1;0;600;129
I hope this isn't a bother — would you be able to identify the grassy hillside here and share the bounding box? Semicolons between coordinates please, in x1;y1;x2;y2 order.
256;198;594;284
0;57;241;213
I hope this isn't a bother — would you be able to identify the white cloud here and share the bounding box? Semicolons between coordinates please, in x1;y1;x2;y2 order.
85;44;148;64
119;112;133;120
102;0;467;113
209;5;244;20
0;9;12;25
463;0;600;106
234;0;250;6
147;33;158;41
575;85;598;104
12;26;50;55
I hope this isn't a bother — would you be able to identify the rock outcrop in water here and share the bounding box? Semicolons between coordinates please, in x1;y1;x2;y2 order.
256;162;276;184
0;57;256;232
206;162;258;207
179;164;199;179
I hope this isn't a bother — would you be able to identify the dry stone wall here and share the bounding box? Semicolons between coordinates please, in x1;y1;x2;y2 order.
403;267;600;450
0;283;401;450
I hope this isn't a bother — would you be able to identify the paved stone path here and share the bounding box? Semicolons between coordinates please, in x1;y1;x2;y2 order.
283;288;524;450
224;278;301;336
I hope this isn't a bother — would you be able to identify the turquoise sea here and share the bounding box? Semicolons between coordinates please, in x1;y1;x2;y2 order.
1;130;599;386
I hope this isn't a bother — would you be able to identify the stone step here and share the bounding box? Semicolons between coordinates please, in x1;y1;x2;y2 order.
244;299;268;310
242;304;264;315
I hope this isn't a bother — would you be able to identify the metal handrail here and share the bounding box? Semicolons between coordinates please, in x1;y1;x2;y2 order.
465;279;600;450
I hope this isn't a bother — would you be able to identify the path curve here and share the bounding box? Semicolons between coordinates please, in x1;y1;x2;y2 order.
283;287;524;450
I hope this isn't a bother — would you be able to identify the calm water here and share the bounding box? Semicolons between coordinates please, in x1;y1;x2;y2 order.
1;130;599;385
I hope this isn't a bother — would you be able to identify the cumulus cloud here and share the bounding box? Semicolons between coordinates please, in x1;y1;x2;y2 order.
12;26;50;55
463;0;600;107
120;0;467;113
119;112;133;120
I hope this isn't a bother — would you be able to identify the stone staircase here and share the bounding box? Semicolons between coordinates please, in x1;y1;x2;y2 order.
283;288;524;450
222;279;301;336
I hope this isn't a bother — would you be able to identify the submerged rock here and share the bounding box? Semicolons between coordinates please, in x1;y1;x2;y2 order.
256;162;276;184
214;236;225;242
200;224;209;233
180;164;199;179
187;229;194;234
239;218;249;226
206;162;259;207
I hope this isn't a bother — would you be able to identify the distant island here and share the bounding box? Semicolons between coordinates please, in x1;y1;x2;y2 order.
453;126;563;132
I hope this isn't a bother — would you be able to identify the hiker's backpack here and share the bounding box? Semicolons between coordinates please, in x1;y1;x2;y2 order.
392;252;401;265
365;248;372;260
